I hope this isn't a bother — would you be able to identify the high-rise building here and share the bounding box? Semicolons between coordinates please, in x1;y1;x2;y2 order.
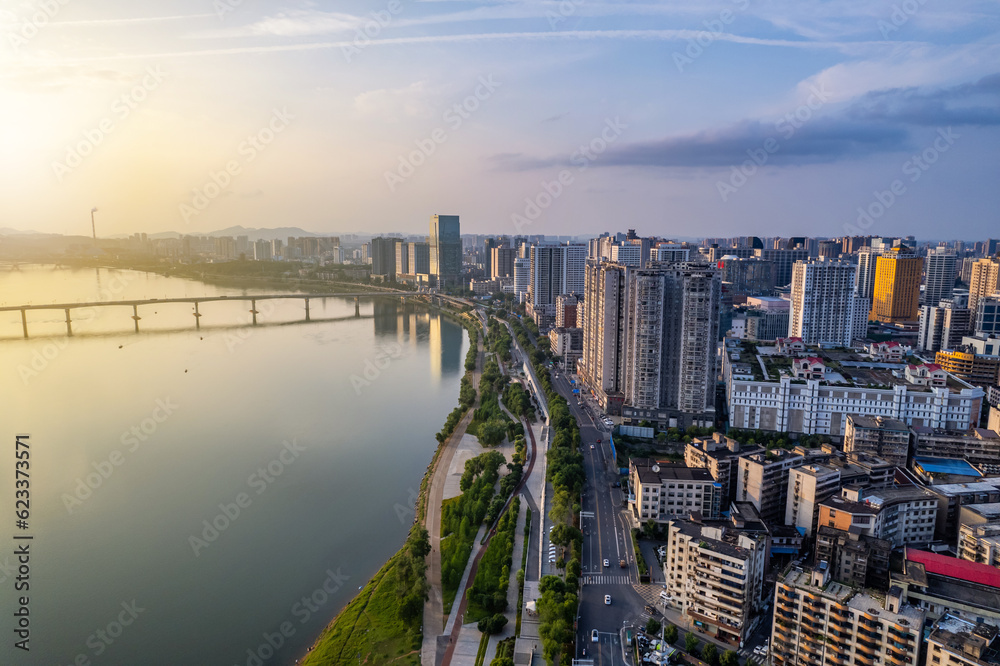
580;260;628;413
650;243;691;262
844;415;910;467
408;242;430;276
526;243;586;328
512;257;530;303
924;247;957;307
429;214;461;287
718;256;774;296
771;565;924;666
926;614;1000;666
489;246;515;279
609;242;642;266
789;259;868;346
394;240;409;276
919;296;973;352
968;256;1000;317
813;526;891;590
976;295;1000;337
871;245;923;322
754;248;809;287
786;464;841;537
737;450;804;524
620;262;721;426
855;245;880;300
370;236;397;277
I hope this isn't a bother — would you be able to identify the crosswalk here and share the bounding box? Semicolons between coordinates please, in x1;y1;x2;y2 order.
583;574;632;585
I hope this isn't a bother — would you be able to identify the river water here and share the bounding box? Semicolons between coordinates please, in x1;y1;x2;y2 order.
0;265;467;665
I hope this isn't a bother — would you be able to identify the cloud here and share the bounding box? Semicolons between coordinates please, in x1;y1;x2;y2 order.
847;73;1000;127
353;81;439;121
193;10;362;39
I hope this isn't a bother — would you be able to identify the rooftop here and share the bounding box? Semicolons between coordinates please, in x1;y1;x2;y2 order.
928;476;1000;496
849;414;909;431
906;548;1000;589
929;614;1000;666
964;504;1000;521
631;459;716;485
914;457;983;478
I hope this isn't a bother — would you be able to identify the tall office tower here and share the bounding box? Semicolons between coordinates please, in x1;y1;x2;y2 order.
429;214;461;288
924;247;957;306
719;256;775;297
871;246;923;323
580;260;628;413
621;262;721;426
788;259;866;346
253;239;272;261
513;257;530;303
969;256;1000;317
370;236;397;277
753;248;809;287
818;240;841;259
490;247;515;279
987;239;1000;256
650;243;691;262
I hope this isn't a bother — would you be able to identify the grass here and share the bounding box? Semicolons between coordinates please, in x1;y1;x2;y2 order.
515;507;531;636
299;552;420;666
473;631;491;666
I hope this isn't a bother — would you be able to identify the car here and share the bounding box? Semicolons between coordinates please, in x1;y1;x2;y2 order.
605;595;612;605
591;629;599;643
590;444;595;449
597;438;602;443
603;559;610;567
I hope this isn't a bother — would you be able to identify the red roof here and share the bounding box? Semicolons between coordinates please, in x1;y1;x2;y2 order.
806;357;824;365
906;548;1000;588
924;363;943;372
884;341;901;348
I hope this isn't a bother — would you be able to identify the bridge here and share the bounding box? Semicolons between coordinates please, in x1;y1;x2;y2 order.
0;292;427;338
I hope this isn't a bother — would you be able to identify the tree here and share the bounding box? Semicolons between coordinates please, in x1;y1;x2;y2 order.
477;613;509;634
664;624;678;645
702;643;718;665
645;618;662;635
685;632;700;655
720;650;739;666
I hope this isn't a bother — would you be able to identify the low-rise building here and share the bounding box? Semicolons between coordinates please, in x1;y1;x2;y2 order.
844;414;911;467
629;459;722;522
914;427;1000;469
786;464;841;537
685;433;763;508
928;477;1000;546
937;347;1000;387
814;525;891;590
771;564;924;666
736;450;804;524
663;518;768;647
926;613;1000;666
891;548;1000;627
819;486;940;548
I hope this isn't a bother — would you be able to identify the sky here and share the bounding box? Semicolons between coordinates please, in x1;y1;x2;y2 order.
1;0;999;241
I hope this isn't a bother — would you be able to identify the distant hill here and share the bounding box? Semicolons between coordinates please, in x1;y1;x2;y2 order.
0;227;46;236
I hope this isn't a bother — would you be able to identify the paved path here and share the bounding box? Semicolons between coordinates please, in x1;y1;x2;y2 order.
421;333;483;666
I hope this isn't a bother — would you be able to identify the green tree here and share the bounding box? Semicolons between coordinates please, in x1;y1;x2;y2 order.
720;650;739;666
664;624;678;645
702;643;718;665
645;618;662;635
685;632;700;655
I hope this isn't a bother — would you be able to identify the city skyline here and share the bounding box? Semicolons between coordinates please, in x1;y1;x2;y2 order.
3;1;999;239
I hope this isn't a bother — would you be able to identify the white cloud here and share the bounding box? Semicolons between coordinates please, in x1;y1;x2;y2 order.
353;81;439;122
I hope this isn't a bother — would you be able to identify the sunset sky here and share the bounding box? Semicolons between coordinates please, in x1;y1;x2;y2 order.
2;0;998;239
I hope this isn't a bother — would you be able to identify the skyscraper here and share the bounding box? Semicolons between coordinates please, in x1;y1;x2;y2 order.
513;257;530;303
969;256;1000;318
370;237;397;277
580;259;628;413
429;214;461;288
923;247;956;307
489;246;515;279
526;243;586;327
789;259;867;346
855;245;880;301
871;246;923;323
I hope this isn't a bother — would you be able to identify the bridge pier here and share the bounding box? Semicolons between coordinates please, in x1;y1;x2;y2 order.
250;300;258;325
355;296;360;317
21;309;27;339
193;302;202;329
304;298;310;322
65;308;72;336
132;305;141;333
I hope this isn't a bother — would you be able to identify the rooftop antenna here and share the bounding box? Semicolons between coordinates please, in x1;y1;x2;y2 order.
91;207;98;245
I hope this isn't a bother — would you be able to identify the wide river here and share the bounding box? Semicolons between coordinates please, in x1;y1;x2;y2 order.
0;265;467;665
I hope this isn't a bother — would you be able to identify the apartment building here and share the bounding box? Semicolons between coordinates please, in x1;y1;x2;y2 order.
926;614;1000;666
814;525;891;590
685;433;764;508
736;450;804;524
928;477;1000;545
844;415;911;467
871;245;923;323
788;259;868;346
892;548;1000;628
771;564;924;666
664;519;767;647
925;247;958;307
819;486;940;549
629;459;722;522
913;427;1000;468
969;256;1000;318
786;464;841;537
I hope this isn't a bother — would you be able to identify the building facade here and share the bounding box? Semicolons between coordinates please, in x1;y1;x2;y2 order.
871;246;923;323
788;259;867;346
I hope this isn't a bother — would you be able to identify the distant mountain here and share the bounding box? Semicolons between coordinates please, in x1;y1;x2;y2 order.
0;227;46;236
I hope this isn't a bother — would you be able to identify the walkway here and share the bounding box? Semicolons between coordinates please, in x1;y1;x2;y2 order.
483;496;528;662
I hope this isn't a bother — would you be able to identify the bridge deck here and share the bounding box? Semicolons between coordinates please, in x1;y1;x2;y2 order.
0;292;409;312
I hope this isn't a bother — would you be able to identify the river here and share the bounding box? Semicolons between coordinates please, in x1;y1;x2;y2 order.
0;264;467;665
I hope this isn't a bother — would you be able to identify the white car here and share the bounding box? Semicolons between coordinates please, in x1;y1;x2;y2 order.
604;595;611;605
603;559;610;567
591;629;599;643
590;444;595;449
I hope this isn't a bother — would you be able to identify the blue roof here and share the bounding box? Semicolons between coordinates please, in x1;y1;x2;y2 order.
914;457;983;477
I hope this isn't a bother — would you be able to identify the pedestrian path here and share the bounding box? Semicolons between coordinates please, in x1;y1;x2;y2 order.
582;574;632;585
